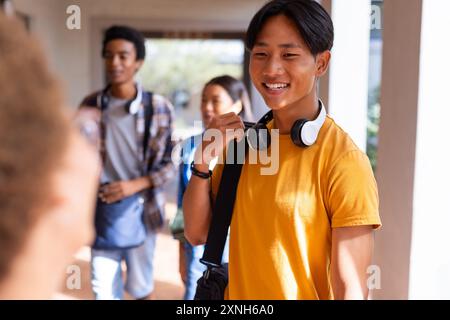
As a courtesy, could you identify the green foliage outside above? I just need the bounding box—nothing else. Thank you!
[137,39,243,129]
[367,86,380,172]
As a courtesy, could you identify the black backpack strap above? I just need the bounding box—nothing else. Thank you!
[143,91,153,169]
[80,90,102,109]
[200,138,247,267]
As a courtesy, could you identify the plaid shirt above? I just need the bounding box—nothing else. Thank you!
[78,89,176,228]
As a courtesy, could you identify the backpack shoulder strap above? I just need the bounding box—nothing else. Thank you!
[80,90,102,109]
[200,139,247,267]
[143,91,153,167]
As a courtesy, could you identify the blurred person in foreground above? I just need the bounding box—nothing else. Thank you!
[0,13,100,299]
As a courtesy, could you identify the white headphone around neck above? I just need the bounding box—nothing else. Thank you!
[100,83,143,115]
[246,100,327,150]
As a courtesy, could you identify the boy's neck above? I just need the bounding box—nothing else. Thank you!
[110,81,136,100]
[272,93,320,135]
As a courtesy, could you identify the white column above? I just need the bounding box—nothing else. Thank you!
[317,0,331,109]
[409,0,450,299]
[373,0,422,300]
[375,0,450,300]
[327,0,372,150]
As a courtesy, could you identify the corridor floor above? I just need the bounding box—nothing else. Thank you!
[53,203,184,300]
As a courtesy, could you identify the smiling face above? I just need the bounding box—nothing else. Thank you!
[103,39,143,85]
[249,14,327,113]
[201,84,242,127]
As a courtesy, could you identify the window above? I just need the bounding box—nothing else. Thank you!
[367,0,383,171]
[137,34,245,139]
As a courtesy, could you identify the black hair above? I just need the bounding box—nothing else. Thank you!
[204,75,254,121]
[245,0,334,55]
[102,25,146,60]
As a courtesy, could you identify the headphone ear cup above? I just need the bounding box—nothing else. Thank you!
[291,119,308,147]
[127,95,141,115]
[246,123,271,151]
[126,100,139,114]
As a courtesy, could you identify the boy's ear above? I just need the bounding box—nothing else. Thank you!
[135,59,144,72]
[315,50,331,77]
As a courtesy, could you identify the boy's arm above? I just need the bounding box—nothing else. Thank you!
[98,96,175,203]
[331,225,374,300]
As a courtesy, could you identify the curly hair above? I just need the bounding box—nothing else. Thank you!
[102,25,146,60]
[0,14,70,281]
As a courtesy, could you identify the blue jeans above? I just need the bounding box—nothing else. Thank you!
[183,234,230,300]
[91,231,156,300]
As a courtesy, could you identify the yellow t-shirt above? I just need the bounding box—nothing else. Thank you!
[211,116,381,300]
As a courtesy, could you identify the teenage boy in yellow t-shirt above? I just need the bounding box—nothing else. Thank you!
[183,0,381,300]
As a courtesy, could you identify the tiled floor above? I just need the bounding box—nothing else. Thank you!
[54,203,185,300]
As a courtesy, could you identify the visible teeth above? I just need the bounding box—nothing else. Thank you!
[265,83,288,89]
